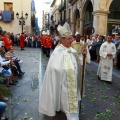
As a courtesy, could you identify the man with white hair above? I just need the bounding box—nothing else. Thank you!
[39,23,87,120]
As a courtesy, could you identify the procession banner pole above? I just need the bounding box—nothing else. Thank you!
[80,26,95,110]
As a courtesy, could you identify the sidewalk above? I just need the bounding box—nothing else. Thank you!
[10,47,40,120]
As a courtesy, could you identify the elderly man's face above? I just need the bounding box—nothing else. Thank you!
[61,35,73,48]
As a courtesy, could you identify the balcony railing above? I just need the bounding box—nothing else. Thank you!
[68,0,77,5]
[59,2,66,12]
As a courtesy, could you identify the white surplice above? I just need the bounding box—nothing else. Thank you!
[97,42,116,81]
[39,44,83,118]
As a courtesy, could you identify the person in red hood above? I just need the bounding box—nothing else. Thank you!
[20,33,25,50]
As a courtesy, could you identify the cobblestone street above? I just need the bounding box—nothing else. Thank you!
[5,47,120,120]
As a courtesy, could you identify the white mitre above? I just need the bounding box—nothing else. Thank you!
[42,31,45,35]
[57,22,72,37]
[44,31,47,35]
[47,30,50,35]
[75,31,79,36]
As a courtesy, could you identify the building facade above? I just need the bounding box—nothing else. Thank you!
[66,0,120,36]
[0,0,35,34]
[50,0,67,34]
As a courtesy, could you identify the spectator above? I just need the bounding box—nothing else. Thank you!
[0,102,9,120]
[19,33,25,50]
[1,31,12,52]
[95,36,104,62]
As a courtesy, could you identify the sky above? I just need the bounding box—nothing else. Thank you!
[34,0,52,27]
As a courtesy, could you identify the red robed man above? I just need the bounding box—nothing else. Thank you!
[45,35,52,57]
[20,33,25,50]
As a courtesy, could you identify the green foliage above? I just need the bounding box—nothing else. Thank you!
[0,76,12,97]
[93,109,115,120]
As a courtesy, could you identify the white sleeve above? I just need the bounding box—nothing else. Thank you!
[1,60,10,66]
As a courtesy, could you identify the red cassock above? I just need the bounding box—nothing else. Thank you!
[40,36,44,46]
[45,37,52,48]
[42,37,46,47]
[20,35,25,48]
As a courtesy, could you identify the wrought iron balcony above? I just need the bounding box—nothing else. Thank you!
[59,2,66,12]
[68,0,77,5]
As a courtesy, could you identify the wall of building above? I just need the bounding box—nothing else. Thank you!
[66,0,120,36]
[0,0,32,34]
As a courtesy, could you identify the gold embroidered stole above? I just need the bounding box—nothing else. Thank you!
[64,53,78,113]
[72,42,84,53]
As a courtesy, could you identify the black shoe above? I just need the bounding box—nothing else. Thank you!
[21,48,24,50]
[9,83,16,85]
[107,81,112,84]
[1,116,9,120]
[17,74,23,77]
[98,76,101,80]
[20,72,25,75]
[14,80,18,82]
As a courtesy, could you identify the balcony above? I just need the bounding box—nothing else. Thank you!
[68,0,77,5]
[59,2,66,12]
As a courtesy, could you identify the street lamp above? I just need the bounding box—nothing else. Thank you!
[16,11,28,33]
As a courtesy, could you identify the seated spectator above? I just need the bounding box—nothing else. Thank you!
[0,102,9,120]
[0,42,16,85]
[6,47,24,75]
[1,31,12,52]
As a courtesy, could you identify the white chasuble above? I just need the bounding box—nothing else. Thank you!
[97,42,116,81]
[39,44,82,116]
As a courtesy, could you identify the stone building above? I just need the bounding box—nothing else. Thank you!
[66,0,120,36]
[50,0,67,34]
[0,0,36,34]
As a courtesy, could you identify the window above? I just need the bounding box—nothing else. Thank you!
[4,2,14,19]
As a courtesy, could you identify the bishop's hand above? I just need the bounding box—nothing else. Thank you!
[82,48,87,57]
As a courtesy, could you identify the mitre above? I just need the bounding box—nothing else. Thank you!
[47,30,50,35]
[42,31,45,35]
[75,31,79,36]
[57,22,72,37]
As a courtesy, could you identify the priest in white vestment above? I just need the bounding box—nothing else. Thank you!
[39,23,87,120]
[97,35,116,82]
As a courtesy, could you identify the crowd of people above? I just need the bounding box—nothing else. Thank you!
[40,30,120,71]
[0,28,25,120]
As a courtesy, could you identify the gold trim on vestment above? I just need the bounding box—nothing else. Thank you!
[64,54,78,113]
[72,42,84,53]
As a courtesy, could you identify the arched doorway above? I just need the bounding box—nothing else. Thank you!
[108,0,120,34]
[83,0,93,33]
[74,9,80,34]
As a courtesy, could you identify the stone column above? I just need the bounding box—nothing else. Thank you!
[93,10,109,35]
[70,22,75,35]
[79,18,84,35]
